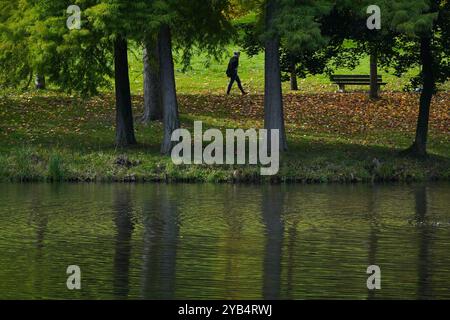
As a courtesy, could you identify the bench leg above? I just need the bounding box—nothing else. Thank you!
[338,84,345,93]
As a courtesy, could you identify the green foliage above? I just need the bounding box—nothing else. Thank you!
[384,0,449,89]
[48,153,64,181]
[0,0,114,95]
[317,0,448,91]
[387,0,436,36]
[0,0,34,89]
[13,147,40,182]
[1,0,447,95]
[0,0,235,95]
[237,0,333,54]
[235,0,336,83]
[276,0,333,53]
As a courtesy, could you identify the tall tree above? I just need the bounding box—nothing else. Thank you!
[264,0,287,151]
[114,36,137,146]
[238,0,332,151]
[1,0,234,152]
[87,0,159,147]
[331,0,447,156]
[1,0,155,145]
[273,0,332,150]
[289,57,299,91]
[386,0,448,156]
[142,35,163,123]
[149,0,234,154]
[158,25,180,155]
[320,1,389,99]
[369,47,379,99]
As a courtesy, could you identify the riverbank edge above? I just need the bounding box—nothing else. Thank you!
[1,152,449,184]
[2,175,449,184]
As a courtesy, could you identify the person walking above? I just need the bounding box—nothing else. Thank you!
[226,52,247,95]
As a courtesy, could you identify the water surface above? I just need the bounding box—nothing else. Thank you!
[0,183,449,299]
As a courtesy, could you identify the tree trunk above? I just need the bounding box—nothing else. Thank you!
[369,50,379,99]
[142,36,163,123]
[35,75,46,90]
[289,60,298,91]
[159,25,180,155]
[114,37,137,147]
[264,0,288,151]
[23,72,33,91]
[404,37,434,157]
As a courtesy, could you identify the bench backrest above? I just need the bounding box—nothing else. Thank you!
[331,74,383,82]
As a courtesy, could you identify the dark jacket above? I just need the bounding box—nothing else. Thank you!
[226,56,239,77]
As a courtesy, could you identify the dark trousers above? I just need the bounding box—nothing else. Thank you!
[227,73,245,94]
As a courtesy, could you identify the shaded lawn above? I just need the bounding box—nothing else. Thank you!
[0,91,448,182]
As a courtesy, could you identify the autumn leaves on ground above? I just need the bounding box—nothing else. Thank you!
[0,90,448,183]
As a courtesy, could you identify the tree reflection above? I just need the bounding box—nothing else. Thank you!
[113,186,135,299]
[367,185,380,300]
[28,186,48,252]
[141,185,179,299]
[261,186,285,300]
[285,218,299,300]
[27,185,49,294]
[222,185,246,298]
[415,185,433,299]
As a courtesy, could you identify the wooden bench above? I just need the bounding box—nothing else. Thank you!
[330,75,387,92]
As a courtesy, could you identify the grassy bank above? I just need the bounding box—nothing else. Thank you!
[0,91,449,183]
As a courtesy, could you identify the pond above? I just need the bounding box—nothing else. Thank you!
[0,183,449,300]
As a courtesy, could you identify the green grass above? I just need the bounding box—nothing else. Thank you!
[0,89,448,183]
[0,125,448,184]
[0,44,448,184]
[126,45,449,95]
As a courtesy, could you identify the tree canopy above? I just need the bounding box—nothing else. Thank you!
[0,0,447,156]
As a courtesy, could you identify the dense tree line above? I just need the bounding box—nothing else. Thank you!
[0,0,448,157]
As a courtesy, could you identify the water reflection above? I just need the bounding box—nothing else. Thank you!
[0,183,449,299]
[415,185,433,300]
[113,186,135,299]
[262,186,285,300]
[28,189,48,251]
[367,186,380,300]
[285,213,300,300]
[222,186,245,299]
[27,187,49,295]
[141,185,179,300]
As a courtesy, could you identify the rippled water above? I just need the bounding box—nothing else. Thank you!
[0,183,449,300]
